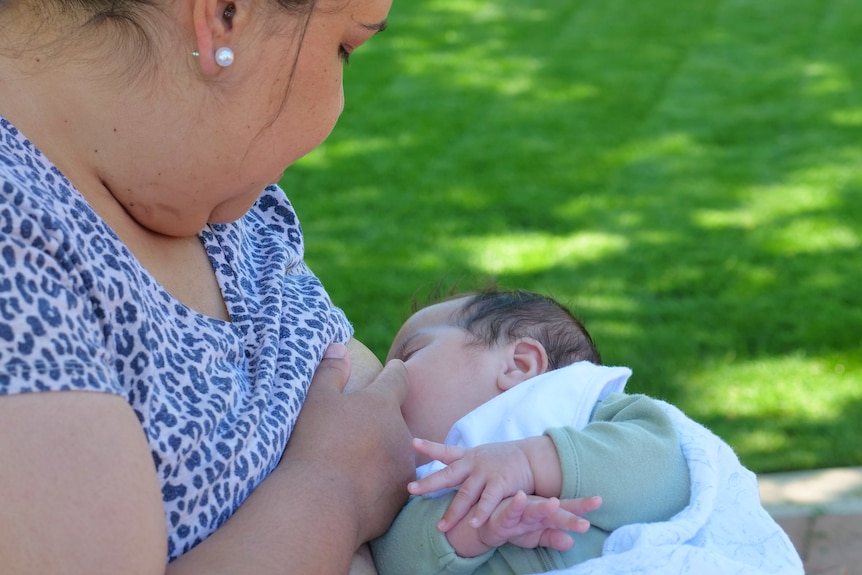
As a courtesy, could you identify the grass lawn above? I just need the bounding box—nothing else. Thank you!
[282,0,862,474]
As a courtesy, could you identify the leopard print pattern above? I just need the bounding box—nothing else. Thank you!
[0,117,352,559]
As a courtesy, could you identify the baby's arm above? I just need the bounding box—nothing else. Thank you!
[548,393,691,531]
[409,436,569,532]
[370,492,493,575]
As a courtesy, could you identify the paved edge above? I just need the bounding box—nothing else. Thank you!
[757,466,862,519]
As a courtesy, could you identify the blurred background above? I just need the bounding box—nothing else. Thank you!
[281,0,862,474]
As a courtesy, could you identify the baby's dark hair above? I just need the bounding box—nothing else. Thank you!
[449,288,602,369]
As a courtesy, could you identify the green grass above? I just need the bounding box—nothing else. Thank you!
[281,0,862,474]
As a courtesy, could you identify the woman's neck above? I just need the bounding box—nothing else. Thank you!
[0,54,230,321]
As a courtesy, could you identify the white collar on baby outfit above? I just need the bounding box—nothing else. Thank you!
[416,361,632,481]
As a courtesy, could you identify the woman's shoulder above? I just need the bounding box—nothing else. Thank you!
[0,117,103,248]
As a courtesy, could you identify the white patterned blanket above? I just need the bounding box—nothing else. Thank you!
[543,400,803,575]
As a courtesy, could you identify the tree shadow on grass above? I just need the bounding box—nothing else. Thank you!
[694,393,862,474]
[284,0,862,471]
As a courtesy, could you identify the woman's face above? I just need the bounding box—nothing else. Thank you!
[206,0,393,224]
[122,0,392,237]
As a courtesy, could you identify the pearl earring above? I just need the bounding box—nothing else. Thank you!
[215,47,235,67]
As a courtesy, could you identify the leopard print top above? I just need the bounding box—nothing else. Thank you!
[0,116,352,560]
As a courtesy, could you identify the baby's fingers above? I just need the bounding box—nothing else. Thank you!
[407,461,470,498]
[407,440,471,498]
[464,475,514,529]
[559,495,603,519]
[412,438,467,465]
[492,490,529,530]
[537,529,576,552]
[484,495,569,550]
[518,496,562,525]
[436,474,490,532]
[524,499,590,534]
[478,491,531,548]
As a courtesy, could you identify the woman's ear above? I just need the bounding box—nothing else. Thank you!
[191,0,247,76]
[497,338,549,391]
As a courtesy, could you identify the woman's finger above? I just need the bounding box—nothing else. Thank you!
[308,343,352,395]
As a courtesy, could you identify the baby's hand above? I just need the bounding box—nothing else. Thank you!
[449,492,602,558]
[408,437,559,532]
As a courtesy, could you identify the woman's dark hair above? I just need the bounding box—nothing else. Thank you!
[450,288,602,369]
[69,0,316,26]
[18,0,319,87]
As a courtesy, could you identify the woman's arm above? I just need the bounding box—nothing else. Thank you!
[0,391,169,575]
[0,339,414,575]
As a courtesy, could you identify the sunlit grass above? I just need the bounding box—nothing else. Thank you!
[454,232,628,274]
[686,354,862,470]
[690,354,856,419]
[830,107,862,126]
[284,0,862,473]
[695,184,860,255]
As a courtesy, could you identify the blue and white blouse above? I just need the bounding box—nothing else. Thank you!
[0,116,352,560]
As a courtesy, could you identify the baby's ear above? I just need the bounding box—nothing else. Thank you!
[497,338,549,391]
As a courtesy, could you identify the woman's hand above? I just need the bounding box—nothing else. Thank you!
[282,341,415,545]
[171,339,413,574]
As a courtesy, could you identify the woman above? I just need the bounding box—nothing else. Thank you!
[0,0,414,572]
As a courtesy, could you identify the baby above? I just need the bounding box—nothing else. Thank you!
[371,288,803,575]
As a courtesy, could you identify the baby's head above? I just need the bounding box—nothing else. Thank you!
[387,289,600,456]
